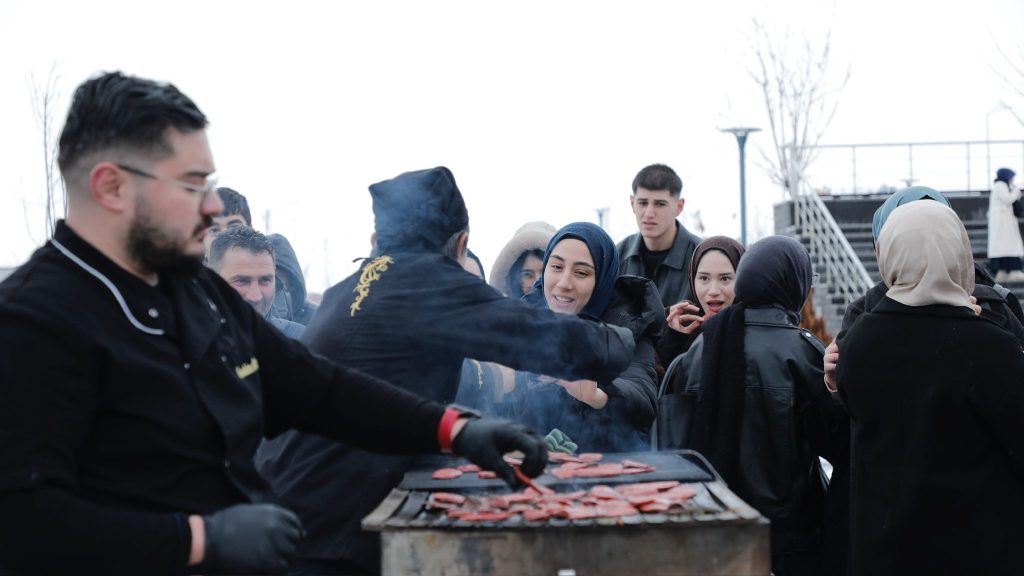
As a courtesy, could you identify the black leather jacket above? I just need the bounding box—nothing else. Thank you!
[663,307,846,551]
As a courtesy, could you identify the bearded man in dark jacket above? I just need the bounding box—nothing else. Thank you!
[258,167,636,575]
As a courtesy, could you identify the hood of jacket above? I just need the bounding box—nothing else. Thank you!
[268,233,307,320]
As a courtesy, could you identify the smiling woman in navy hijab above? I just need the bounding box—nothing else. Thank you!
[503,222,664,452]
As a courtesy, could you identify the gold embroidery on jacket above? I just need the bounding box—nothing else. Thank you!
[235,357,260,379]
[469,359,484,388]
[350,256,394,317]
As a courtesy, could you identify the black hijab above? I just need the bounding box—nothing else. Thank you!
[691,236,812,483]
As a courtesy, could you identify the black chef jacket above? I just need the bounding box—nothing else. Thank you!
[259,252,635,571]
[0,222,446,575]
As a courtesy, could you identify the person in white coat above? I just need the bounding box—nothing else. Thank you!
[987,167,1024,282]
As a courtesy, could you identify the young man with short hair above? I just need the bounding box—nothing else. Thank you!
[617,163,703,308]
[202,186,251,255]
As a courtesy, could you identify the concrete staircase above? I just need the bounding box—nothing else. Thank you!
[776,190,1024,336]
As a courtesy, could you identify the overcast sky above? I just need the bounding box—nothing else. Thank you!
[2,0,1023,290]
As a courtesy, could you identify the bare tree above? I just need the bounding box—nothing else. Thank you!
[30,64,65,238]
[991,41,1024,127]
[749,17,849,196]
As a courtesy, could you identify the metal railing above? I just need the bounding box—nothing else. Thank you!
[793,181,875,310]
[810,139,1024,194]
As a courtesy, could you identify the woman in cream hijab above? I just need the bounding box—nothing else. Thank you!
[837,200,1024,576]
[876,199,974,308]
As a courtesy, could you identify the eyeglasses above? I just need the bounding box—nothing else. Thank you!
[116,163,218,196]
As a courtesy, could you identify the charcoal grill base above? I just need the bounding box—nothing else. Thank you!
[380,521,770,576]
[366,452,771,575]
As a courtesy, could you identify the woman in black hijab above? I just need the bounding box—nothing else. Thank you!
[664,235,847,576]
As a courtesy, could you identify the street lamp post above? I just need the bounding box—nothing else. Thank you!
[721,127,761,246]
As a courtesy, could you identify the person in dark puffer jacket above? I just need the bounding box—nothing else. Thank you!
[503,222,665,453]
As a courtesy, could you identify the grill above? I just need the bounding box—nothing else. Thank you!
[363,450,769,575]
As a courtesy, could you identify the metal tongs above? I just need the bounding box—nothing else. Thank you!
[514,466,553,494]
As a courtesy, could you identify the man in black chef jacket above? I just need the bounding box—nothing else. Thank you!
[0,71,547,576]
[258,166,639,575]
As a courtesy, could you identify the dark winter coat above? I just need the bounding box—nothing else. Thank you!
[661,307,847,562]
[258,252,635,571]
[836,264,1024,346]
[503,275,664,452]
[838,297,1024,576]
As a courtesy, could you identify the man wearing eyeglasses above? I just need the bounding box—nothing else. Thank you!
[0,71,549,575]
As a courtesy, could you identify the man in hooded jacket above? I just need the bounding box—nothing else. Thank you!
[258,167,639,575]
[268,232,319,326]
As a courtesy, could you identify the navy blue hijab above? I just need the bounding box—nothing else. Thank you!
[525,222,619,319]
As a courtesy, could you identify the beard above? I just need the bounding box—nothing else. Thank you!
[127,202,210,277]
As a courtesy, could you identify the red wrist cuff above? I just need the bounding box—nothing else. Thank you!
[437,407,461,453]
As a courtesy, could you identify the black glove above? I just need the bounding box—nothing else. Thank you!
[200,504,303,575]
[452,418,548,488]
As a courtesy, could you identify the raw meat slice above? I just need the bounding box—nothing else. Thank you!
[626,495,663,507]
[457,464,481,472]
[460,511,515,522]
[548,452,584,463]
[619,467,655,475]
[638,501,671,513]
[431,492,467,505]
[432,468,463,480]
[522,509,553,522]
[558,461,591,470]
[617,480,680,494]
[621,459,653,469]
[589,485,624,500]
[595,502,640,517]
[540,490,585,502]
[573,464,624,478]
[477,470,497,479]
[578,453,604,463]
[661,485,698,500]
[551,467,577,480]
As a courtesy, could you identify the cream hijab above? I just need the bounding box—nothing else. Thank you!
[876,200,974,308]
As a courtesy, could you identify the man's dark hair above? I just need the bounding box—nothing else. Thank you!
[632,164,683,197]
[208,226,275,269]
[58,71,208,174]
[217,187,252,226]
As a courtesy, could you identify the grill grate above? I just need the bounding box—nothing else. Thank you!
[366,451,762,532]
